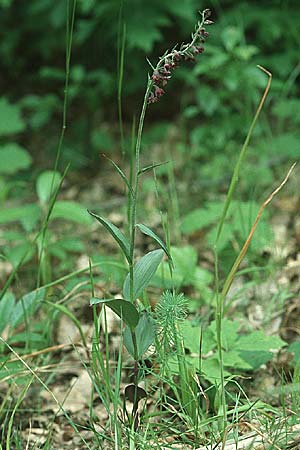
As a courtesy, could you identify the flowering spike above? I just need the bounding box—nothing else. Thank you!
[147,8,213,105]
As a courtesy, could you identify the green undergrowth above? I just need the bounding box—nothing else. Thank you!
[0,2,299,450]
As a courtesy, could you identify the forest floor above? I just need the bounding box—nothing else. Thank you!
[1,163,300,450]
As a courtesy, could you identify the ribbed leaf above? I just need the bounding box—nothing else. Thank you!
[36,170,62,204]
[90,297,139,329]
[52,201,92,225]
[136,223,172,263]
[123,249,164,301]
[88,211,131,263]
[12,288,45,327]
[138,161,168,175]
[124,311,156,358]
[102,154,133,196]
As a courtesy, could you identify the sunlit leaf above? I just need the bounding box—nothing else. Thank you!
[88,211,131,262]
[90,297,139,329]
[124,311,156,358]
[36,170,62,204]
[52,201,92,225]
[136,223,172,263]
[12,288,45,328]
[0,97,25,136]
[0,144,32,175]
[123,249,164,301]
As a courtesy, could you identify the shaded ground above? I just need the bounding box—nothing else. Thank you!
[1,162,300,449]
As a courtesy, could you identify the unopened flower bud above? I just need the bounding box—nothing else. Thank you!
[154,85,164,97]
[196,46,204,53]
[173,51,182,62]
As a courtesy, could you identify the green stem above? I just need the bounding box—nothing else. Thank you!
[128,79,153,304]
[126,80,153,401]
[213,66,272,433]
[215,66,272,245]
[37,0,76,288]
[117,19,126,156]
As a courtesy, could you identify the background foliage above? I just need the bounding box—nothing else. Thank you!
[0,1,299,447]
[1,0,298,279]
[1,0,299,175]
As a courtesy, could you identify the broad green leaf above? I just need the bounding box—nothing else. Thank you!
[166,354,231,385]
[52,238,85,253]
[181,201,225,235]
[0,360,28,385]
[124,311,156,358]
[229,200,273,251]
[0,144,32,175]
[12,288,45,328]
[153,246,197,289]
[236,331,286,352]
[221,26,241,51]
[180,320,213,355]
[123,249,164,301]
[0,204,41,226]
[272,99,300,122]
[238,350,274,370]
[208,319,239,351]
[91,129,114,151]
[8,332,45,346]
[0,292,15,334]
[0,97,25,136]
[200,357,231,384]
[0,176,9,201]
[126,14,167,52]
[222,350,253,370]
[36,170,62,204]
[191,267,213,300]
[234,45,258,61]
[288,342,300,366]
[136,223,172,262]
[207,223,233,251]
[90,297,139,329]
[258,133,300,159]
[4,241,34,268]
[52,201,92,225]
[180,320,202,354]
[88,211,131,262]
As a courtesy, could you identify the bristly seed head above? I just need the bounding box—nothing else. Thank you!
[147,8,213,104]
[156,291,188,344]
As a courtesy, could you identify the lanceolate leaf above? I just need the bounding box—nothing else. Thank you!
[102,154,134,196]
[136,223,172,263]
[12,288,45,327]
[53,201,92,225]
[123,249,164,301]
[124,311,156,358]
[36,170,62,205]
[138,161,168,175]
[90,297,139,329]
[88,211,131,263]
